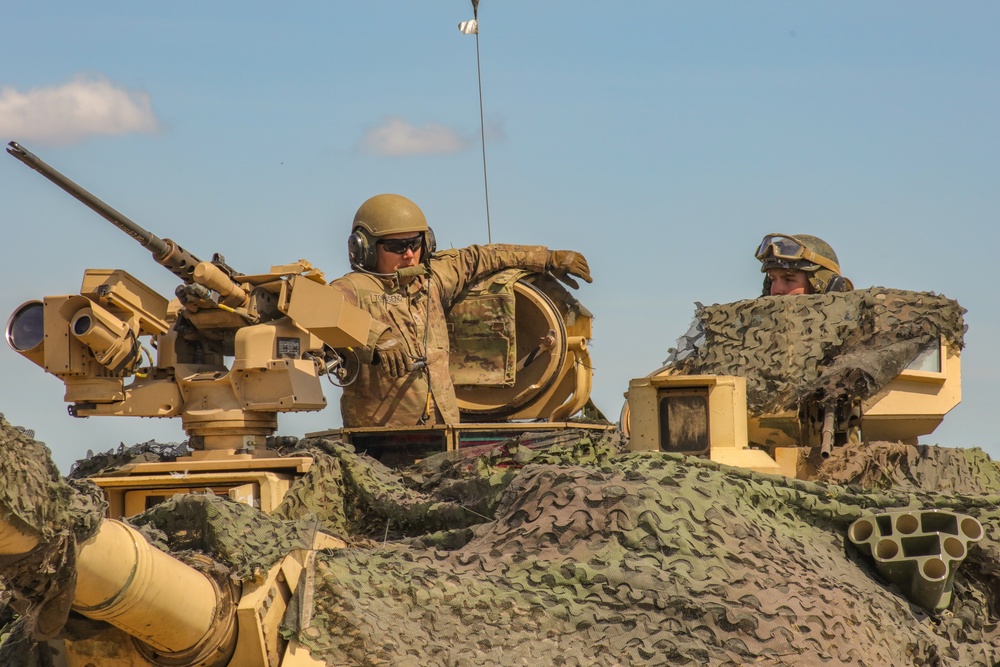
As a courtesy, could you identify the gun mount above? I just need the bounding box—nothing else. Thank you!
[5,142,373,458]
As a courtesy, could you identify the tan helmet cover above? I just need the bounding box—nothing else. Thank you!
[790,234,841,274]
[352,194,429,238]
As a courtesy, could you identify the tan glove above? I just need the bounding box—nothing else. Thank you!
[374,331,412,378]
[546,250,593,290]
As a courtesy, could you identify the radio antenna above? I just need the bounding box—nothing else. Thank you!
[459,0,492,243]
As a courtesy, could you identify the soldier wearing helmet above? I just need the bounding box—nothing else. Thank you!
[755,233,854,296]
[330,193,592,428]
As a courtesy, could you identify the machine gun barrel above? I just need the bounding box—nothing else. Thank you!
[6,141,201,283]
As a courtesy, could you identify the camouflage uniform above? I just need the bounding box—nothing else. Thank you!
[330,243,549,427]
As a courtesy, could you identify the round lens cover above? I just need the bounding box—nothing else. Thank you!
[6,301,45,352]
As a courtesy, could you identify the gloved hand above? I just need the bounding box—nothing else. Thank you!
[374,331,413,378]
[546,250,593,290]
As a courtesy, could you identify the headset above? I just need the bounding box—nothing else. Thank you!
[824,275,849,293]
[348,227,437,273]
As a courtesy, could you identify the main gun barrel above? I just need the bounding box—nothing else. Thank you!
[7,141,201,283]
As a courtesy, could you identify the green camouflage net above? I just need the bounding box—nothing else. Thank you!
[130,493,323,581]
[817,442,1000,494]
[667,288,966,415]
[272,439,496,541]
[283,442,1000,666]
[67,439,191,480]
[0,414,105,645]
[2,418,1000,665]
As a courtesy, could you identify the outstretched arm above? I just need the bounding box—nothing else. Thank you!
[434,244,592,302]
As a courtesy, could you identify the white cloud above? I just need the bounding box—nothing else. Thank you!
[360,117,472,156]
[0,76,162,146]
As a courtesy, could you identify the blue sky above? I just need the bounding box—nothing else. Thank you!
[1,2,997,473]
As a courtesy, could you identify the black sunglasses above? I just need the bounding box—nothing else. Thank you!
[378,236,423,254]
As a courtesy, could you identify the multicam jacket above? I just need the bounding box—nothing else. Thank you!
[329,244,549,427]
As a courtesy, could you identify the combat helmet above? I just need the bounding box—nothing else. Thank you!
[756,233,853,295]
[347,194,436,271]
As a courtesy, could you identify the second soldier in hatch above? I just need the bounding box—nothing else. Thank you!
[329,193,592,428]
[755,233,854,296]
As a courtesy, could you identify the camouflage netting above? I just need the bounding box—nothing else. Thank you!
[817,442,1000,495]
[67,439,191,480]
[0,413,105,665]
[4,416,1000,665]
[667,288,966,415]
[285,442,1000,667]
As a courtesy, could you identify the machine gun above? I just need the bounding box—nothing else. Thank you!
[5,142,373,457]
